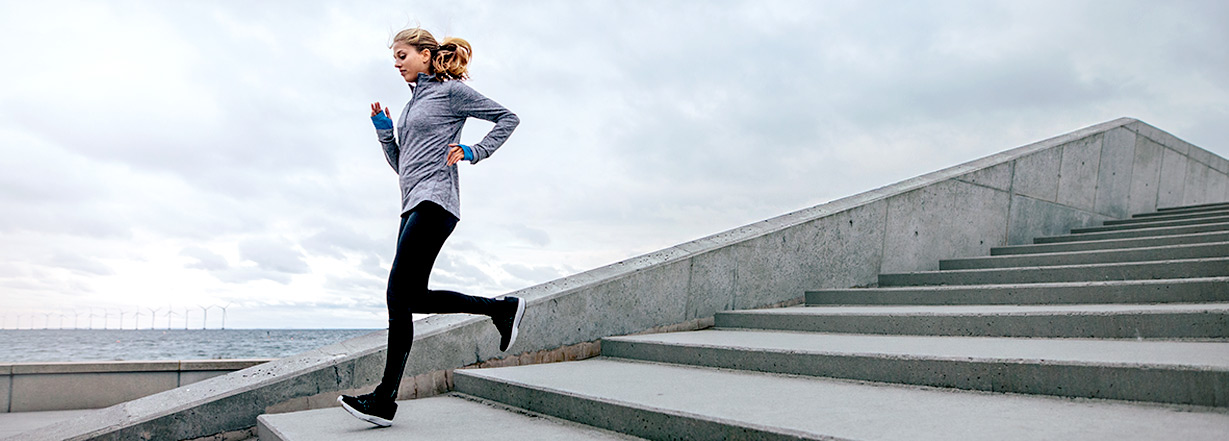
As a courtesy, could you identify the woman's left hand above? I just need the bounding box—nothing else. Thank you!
[446,144,466,167]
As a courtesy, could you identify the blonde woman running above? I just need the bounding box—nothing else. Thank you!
[339,27,524,427]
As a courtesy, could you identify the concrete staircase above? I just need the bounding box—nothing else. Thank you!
[257,202,1229,440]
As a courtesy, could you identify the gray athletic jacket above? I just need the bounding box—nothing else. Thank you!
[376,71,520,220]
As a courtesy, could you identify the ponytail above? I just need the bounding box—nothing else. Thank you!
[432,37,471,81]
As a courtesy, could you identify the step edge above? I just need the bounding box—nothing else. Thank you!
[1039,221,1229,241]
[715,304,1229,316]
[1075,217,1229,232]
[806,276,1229,293]
[994,231,1229,252]
[944,241,1229,263]
[454,364,838,441]
[880,256,1229,277]
[1111,210,1229,224]
[600,336,1229,372]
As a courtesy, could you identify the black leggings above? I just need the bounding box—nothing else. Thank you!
[373,200,503,400]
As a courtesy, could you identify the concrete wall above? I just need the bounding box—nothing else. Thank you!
[0,359,271,413]
[16,118,1228,441]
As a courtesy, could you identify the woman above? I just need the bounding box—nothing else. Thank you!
[338,27,525,427]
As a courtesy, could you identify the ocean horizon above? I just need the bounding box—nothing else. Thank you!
[0,328,380,363]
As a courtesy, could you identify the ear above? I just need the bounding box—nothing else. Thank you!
[420,48,432,63]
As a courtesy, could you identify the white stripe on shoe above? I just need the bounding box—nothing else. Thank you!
[337,395,392,427]
[508,296,525,349]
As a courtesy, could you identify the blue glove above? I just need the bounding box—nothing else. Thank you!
[458,144,474,161]
[371,112,394,130]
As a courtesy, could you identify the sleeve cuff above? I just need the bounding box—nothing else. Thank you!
[371,114,394,130]
[459,144,474,161]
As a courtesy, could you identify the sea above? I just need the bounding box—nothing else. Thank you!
[0,329,380,363]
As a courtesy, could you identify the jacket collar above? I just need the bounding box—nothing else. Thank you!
[408,71,437,90]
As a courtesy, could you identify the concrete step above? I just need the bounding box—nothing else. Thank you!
[806,277,1229,305]
[1157,201,1229,212]
[712,303,1229,338]
[255,392,646,441]
[600,329,1229,406]
[1135,202,1229,217]
[879,257,1229,286]
[453,357,1229,441]
[939,242,1229,270]
[1072,215,1229,234]
[0,409,103,439]
[1034,221,1229,244]
[992,231,1229,255]
[1107,208,1229,226]
[1134,207,1229,219]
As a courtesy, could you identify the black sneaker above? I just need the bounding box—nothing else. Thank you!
[493,295,525,352]
[338,392,397,427]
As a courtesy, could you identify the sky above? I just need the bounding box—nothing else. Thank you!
[1,0,1226,330]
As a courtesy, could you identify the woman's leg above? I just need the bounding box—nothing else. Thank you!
[372,200,505,400]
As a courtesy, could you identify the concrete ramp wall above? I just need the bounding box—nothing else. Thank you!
[21,117,1229,441]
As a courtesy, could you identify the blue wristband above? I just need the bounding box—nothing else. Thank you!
[459,144,474,161]
[371,113,394,130]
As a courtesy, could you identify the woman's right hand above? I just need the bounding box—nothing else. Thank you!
[370,101,394,130]
[370,101,390,117]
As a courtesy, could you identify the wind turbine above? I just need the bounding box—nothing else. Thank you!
[148,307,162,329]
[166,307,177,329]
[72,310,82,329]
[58,313,66,329]
[198,305,212,330]
[133,308,142,330]
[119,308,128,330]
[183,307,191,330]
[219,303,233,330]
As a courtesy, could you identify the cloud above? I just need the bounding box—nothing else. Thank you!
[300,217,389,260]
[181,246,230,271]
[500,263,568,285]
[504,223,551,247]
[2,0,1227,329]
[238,237,310,275]
[212,266,294,285]
[48,253,113,277]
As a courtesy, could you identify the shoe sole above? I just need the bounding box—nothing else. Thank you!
[505,297,526,351]
[337,395,393,427]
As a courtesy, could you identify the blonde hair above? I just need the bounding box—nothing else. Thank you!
[390,27,471,81]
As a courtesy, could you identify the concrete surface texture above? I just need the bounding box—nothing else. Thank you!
[8,118,1228,440]
[257,394,645,441]
[257,200,1229,440]
[0,410,99,440]
[0,359,272,413]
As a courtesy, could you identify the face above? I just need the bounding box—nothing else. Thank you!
[392,41,431,82]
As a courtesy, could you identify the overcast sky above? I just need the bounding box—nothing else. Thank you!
[1,0,1226,330]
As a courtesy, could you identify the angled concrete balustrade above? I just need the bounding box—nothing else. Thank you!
[357,200,1226,441]
[10,117,1228,441]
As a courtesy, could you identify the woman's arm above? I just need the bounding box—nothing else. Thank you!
[370,101,399,173]
[448,81,520,164]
